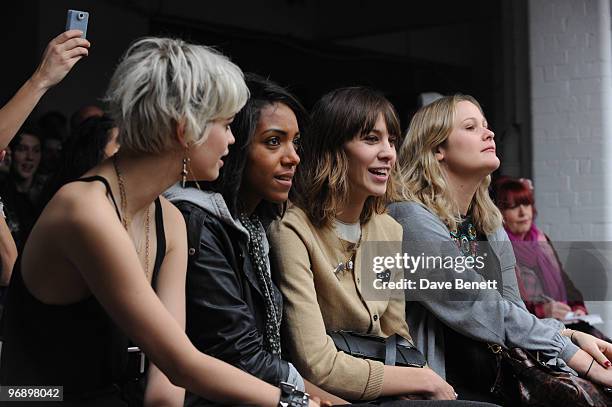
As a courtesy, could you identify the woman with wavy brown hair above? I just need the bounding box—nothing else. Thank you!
[389,94,612,403]
[269,87,500,406]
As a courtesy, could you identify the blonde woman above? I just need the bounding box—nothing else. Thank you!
[389,94,612,403]
[0,37,317,407]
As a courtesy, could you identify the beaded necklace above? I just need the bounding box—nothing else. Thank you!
[450,215,478,260]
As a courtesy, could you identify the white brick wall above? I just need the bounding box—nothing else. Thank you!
[529,0,612,240]
[529,0,612,331]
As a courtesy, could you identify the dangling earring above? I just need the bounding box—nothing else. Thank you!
[181,145,203,190]
[181,155,190,188]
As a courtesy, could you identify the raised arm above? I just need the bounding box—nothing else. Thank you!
[58,192,296,407]
[0,30,89,149]
[0,214,17,286]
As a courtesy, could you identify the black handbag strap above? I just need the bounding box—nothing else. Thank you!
[385,334,397,366]
[336,331,353,354]
[328,330,425,368]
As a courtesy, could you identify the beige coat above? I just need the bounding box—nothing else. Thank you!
[268,206,410,401]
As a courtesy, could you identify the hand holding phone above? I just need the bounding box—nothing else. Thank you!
[65,10,89,39]
[31,31,90,90]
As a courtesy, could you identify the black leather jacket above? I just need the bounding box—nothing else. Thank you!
[175,200,289,406]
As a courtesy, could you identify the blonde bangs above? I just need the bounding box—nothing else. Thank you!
[105,37,248,154]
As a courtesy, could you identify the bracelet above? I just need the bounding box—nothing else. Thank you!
[585,357,596,379]
[570,330,577,345]
[562,329,579,346]
[278,382,309,407]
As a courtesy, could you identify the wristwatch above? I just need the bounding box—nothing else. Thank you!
[278,381,309,407]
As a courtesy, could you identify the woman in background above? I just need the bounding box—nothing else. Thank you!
[494,176,610,341]
[2,128,44,250]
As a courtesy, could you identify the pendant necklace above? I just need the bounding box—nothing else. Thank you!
[333,222,363,275]
[113,155,151,278]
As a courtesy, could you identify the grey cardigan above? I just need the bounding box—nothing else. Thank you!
[387,201,579,378]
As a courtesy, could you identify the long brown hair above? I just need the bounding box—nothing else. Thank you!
[294,87,401,227]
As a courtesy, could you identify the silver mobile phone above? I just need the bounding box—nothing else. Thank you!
[65,9,89,38]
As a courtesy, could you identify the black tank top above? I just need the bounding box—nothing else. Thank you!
[0,176,166,403]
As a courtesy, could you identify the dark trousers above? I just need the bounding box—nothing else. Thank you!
[347,401,500,406]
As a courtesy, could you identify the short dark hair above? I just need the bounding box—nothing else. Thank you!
[38,110,68,141]
[10,125,42,149]
[294,86,401,227]
[40,115,116,207]
[64,115,116,178]
[202,73,307,219]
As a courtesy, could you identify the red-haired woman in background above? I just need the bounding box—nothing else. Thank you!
[494,177,610,341]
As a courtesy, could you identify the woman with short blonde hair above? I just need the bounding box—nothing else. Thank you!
[106,37,248,155]
[0,37,317,407]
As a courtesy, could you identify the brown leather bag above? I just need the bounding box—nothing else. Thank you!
[489,344,612,406]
